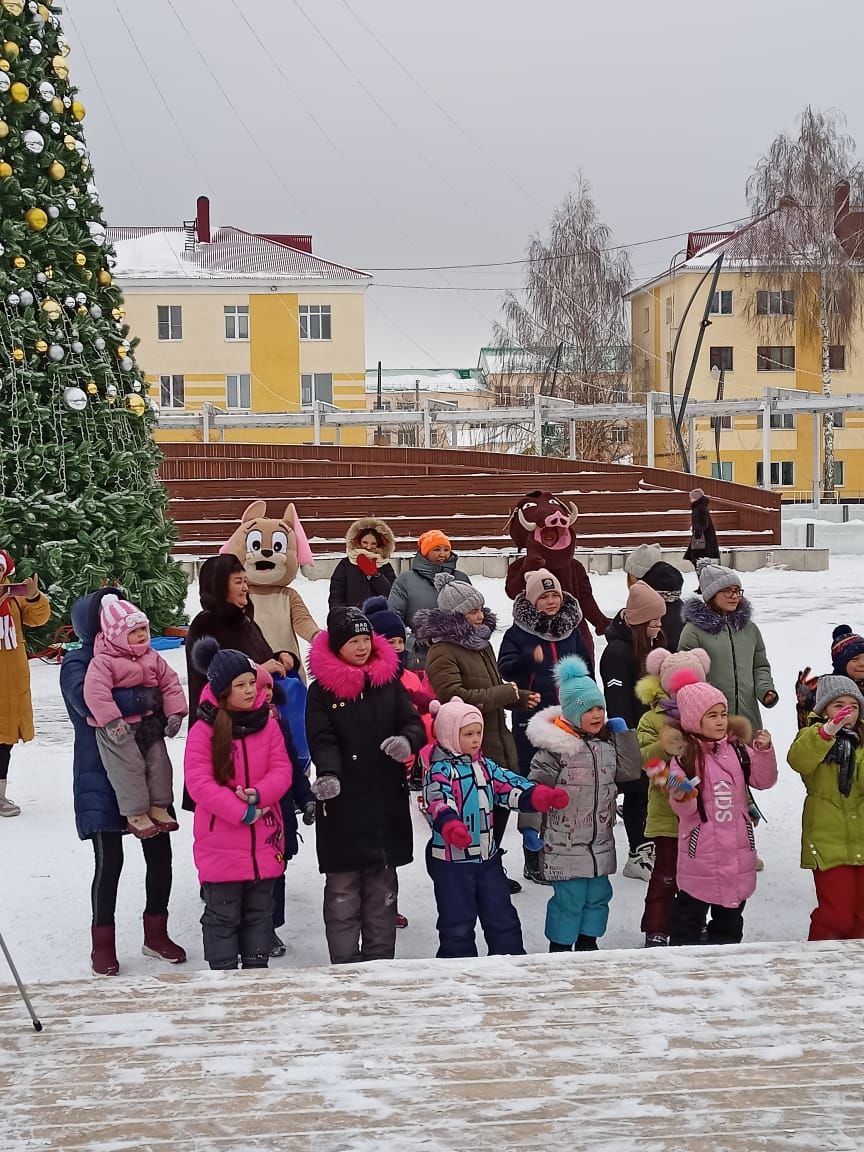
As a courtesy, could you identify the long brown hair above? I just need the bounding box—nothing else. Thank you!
[631,623,666,675]
[210,689,236,785]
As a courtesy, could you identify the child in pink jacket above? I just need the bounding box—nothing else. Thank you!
[659,671,777,946]
[185,639,293,970]
[83,595,187,839]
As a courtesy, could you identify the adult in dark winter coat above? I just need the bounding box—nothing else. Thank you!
[796,625,864,730]
[328,516,397,610]
[414,573,539,892]
[642,561,685,651]
[683,488,720,567]
[306,607,425,964]
[60,587,186,976]
[388,530,472,668]
[599,580,667,883]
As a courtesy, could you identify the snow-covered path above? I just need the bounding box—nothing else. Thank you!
[1,558,861,983]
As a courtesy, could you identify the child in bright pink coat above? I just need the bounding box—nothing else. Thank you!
[185,639,293,970]
[83,594,187,839]
[660,671,777,946]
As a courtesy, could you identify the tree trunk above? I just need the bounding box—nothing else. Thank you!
[820,299,834,494]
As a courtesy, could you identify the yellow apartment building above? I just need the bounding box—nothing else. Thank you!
[628,213,864,498]
[108,199,371,445]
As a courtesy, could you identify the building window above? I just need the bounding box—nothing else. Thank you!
[833,410,845,429]
[756,289,795,316]
[829,345,846,371]
[611,426,628,444]
[710,415,733,430]
[643,306,650,333]
[711,462,733,480]
[709,346,734,372]
[756,411,796,430]
[710,290,733,315]
[757,346,795,371]
[397,427,417,447]
[756,460,795,486]
[835,460,845,486]
[665,296,673,325]
[610,388,629,404]
[301,372,333,407]
[157,305,182,341]
[226,373,251,409]
[224,305,249,341]
[159,374,184,409]
[299,304,332,341]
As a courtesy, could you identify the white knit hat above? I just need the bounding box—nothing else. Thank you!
[99,594,148,644]
[625,543,663,580]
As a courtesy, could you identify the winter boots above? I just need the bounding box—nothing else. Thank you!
[0,780,20,817]
[523,849,552,886]
[91,925,120,977]
[126,813,160,839]
[147,807,179,833]
[549,936,598,953]
[623,841,655,882]
[142,913,187,963]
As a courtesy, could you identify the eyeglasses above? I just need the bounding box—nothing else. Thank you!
[720,587,744,598]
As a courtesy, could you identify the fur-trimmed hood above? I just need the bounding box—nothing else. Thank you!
[308,629,400,699]
[512,592,582,639]
[412,606,497,651]
[525,704,586,757]
[682,596,753,635]
[345,516,395,565]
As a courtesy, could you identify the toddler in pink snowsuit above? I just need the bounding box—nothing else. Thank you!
[83,595,187,839]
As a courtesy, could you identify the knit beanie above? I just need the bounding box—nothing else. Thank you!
[644,646,710,694]
[814,674,864,717]
[99,593,148,644]
[418,530,451,557]
[429,696,484,756]
[625,543,663,580]
[556,656,605,725]
[256,664,273,691]
[434,571,484,614]
[642,561,684,600]
[831,626,864,676]
[192,637,257,699]
[696,559,740,601]
[623,581,666,627]
[667,669,727,735]
[524,568,562,606]
[362,595,406,641]
[689,488,706,503]
[326,606,373,653]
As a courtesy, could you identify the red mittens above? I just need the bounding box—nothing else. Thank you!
[531,784,569,812]
[357,553,378,577]
[441,820,473,849]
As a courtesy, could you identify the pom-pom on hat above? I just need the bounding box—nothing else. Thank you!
[524,568,562,606]
[814,674,864,717]
[429,696,484,756]
[695,558,740,602]
[99,593,148,644]
[689,488,707,503]
[192,637,257,698]
[831,625,864,676]
[255,664,274,692]
[623,581,666,627]
[418,530,451,557]
[362,595,406,641]
[667,669,727,735]
[556,656,605,725]
[434,571,484,615]
[644,647,710,694]
[326,606,373,653]
[624,543,663,580]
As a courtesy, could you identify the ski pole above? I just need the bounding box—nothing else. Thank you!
[0,931,42,1032]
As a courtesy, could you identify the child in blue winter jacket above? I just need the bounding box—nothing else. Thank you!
[423,696,568,957]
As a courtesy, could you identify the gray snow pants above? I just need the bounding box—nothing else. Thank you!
[323,867,398,965]
[94,725,173,817]
[201,879,275,970]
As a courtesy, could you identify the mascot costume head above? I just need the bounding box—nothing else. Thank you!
[504,490,609,661]
[221,500,320,678]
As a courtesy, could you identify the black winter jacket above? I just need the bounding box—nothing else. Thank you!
[328,557,397,610]
[599,615,648,731]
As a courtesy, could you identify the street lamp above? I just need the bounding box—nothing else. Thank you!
[710,362,725,478]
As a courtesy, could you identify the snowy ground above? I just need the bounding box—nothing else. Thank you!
[2,558,861,984]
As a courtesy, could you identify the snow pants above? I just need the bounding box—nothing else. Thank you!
[90,830,173,926]
[545,875,613,947]
[201,879,275,970]
[323,866,398,964]
[810,865,864,940]
[670,889,746,946]
[94,726,173,817]
[641,835,678,937]
[426,845,525,959]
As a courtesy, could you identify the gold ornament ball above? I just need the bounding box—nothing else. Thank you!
[86,381,98,395]
[112,307,125,320]
[71,100,86,121]
[1,0,24,16]
[48,161,66,181]
[63,133,76,152]
[82,270,92,281]
[41,298,61,320]
[81,159,90,173]
[12,347,24,363]
[2,41,19,59]
[38,4,50,21]
[12,256,25,269]
[52,55,68,80]
[98,269,112,287]
[10,82,29,104]
[25,207,48,231]
[0,60,9,73]
[74,252,87,267]
[0,121,8,139]
[127,394,146,417]
[44,265,53,279]
[34,339,48,353]
[50,96,63,115]
[76,304,88,315]
[116,345,126,357]
[0,161,12,179]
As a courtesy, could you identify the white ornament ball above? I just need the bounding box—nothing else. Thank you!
[35,272,47,284]
[71,341,83,354]
[29,38,42,55]
[63,95,71,108]
[148,398,159,413]
[0,73,9,95]
[7,293,20,307]
[94,336,106,351]
[87,221,106,245]
[132,379,142,391]
[23,130,45,155]
[90,304,102,319]
[49,121,61,135]
[121,357,134,372]
[106,383,118,398]
[121,339,131,350]
[18,290,33,307]
[0,243,4,256]
[75,292,87,304]
[37,111,50,125]
[66,198,77,210]
[38,81,54,102]
[48,344,65,362]
[64,295,76,308]
[47,205,60,219]
[63,386,87,411]
[86,181,99,198]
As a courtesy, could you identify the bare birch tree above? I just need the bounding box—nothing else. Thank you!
[492,176,632,461]
[744,107,864,492]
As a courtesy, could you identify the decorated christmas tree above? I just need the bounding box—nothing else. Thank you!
[0,0,186,635]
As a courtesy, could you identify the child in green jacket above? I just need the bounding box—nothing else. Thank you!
[788,675,864,940]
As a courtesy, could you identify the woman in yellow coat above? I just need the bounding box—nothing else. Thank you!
[0,551,51,816]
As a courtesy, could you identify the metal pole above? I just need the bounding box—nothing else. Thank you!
[312,400,321,446]
[688,415,697,473]
[422,399,431,449]
[376,360,383,443]
[761,397,771,489]
[534,392,542,455]
[202,401,210,444]
[569,418,576,460]
[0,931,42,1031]
[713,366,725,476]
[646,391,655,466]
[812,412,821,507]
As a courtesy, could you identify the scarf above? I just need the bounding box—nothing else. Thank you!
[0,593,18,651]
[826,727,860,798]
[196,700,271,739]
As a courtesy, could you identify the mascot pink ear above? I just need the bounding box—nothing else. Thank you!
[285,503,314,566]
[218,542,232,555]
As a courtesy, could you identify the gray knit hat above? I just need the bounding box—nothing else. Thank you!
[814,675,864,717]
[696,559,740,601]
[625,543,663,580]
[434,571,484,614]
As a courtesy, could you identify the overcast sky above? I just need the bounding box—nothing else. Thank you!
[64,0,864,370]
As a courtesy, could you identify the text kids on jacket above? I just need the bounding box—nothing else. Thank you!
[660,672,777,947]
[82,595,188,839]
[423,696,568,958]
[788,675,864,940]
[521,657,642,951]
[184,640,293,970]
[305,606,426,965]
